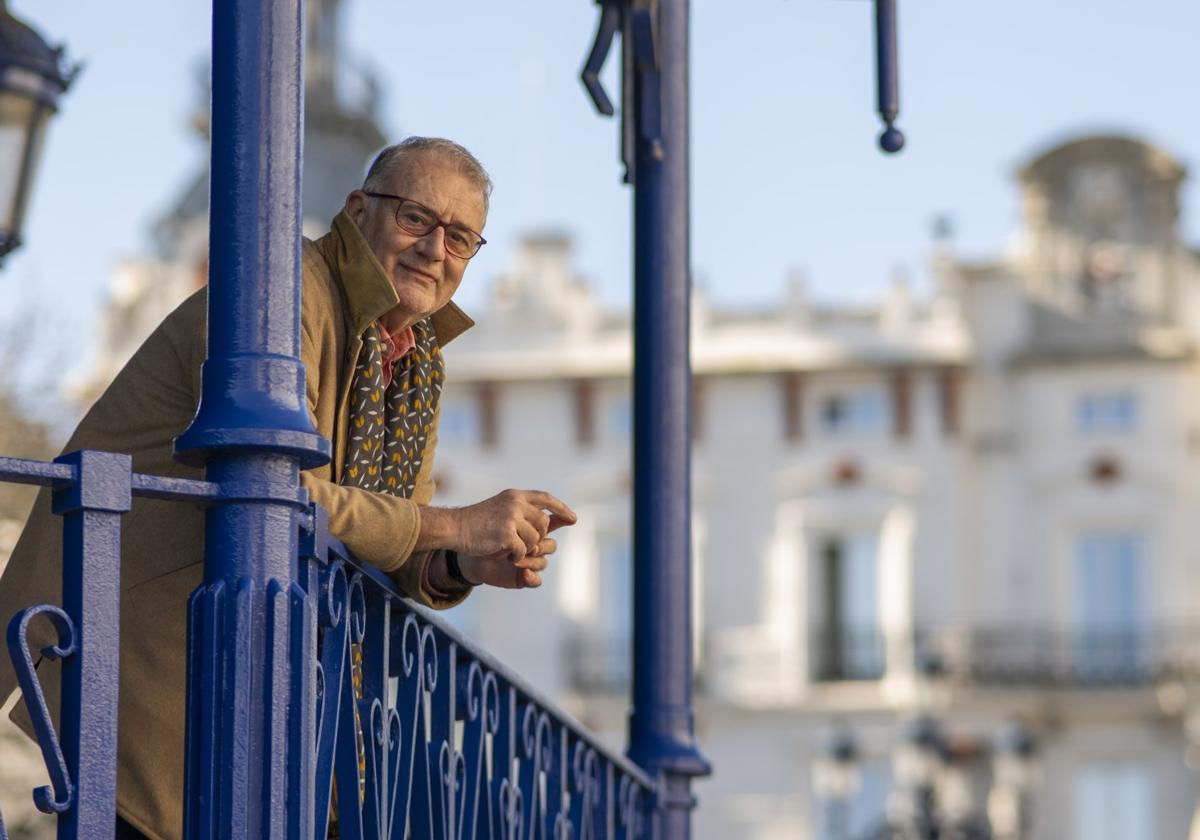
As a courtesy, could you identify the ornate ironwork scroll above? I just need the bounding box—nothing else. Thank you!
[302,507,659,839]
[6,605,77,815]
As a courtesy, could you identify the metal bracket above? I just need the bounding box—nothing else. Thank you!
[581,0,621,116]
[580,0,662,183]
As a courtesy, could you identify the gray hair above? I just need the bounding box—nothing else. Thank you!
[362,137,493,213]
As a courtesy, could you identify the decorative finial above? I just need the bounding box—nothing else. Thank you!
[879,125,905,154]
[874,0,904,154]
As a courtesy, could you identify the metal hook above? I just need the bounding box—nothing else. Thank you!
[581,0,622,116]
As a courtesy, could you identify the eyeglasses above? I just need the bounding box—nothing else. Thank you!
[364,192,487,260]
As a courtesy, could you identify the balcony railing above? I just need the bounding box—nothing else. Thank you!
[916,624,1200,688]
[563,631,632,695]
[0,455,657,838]
[810,627,887,682]
[300,509,655,838]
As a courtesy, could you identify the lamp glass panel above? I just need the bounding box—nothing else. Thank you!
[0,90,39,232]
[12,105,50,235]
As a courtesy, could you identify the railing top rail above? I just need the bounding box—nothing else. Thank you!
[0,454,232,504]
[323,532,658,793]
[129,473,220,503]
[0,456,74,488]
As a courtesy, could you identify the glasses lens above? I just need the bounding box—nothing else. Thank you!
[444,226,483,259]
[395,201,437,235]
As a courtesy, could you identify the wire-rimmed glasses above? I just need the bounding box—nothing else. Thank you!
[364,192,487,259]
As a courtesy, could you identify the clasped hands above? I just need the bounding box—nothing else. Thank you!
[418,489,577,590]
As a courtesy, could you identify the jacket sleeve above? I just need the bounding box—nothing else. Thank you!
[299,416,467,609]
[298,315,467,609]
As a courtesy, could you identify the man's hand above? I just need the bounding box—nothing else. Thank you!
[456,538,558,589]
[419,489,576,562]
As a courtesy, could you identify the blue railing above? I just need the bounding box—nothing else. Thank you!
[0,451,215,840]
[0,0,713,836]
[0,457,657,839]
[299,506,656,839]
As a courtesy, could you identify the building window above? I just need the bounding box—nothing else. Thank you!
[889,369,912,440]
[438,401,478,446]
[1076,392,1137,434]
[565,533,631,691]
[937,367,961,437]
[820,390,888,437]
[814,534,883,680]
[477,382,499,449]
[692,377,707,443]
[1075,532,1146,683]
[572,379,595,447]
[780,371,805,442]
[609,396,632,442]
[1073,764,1152,840]
[812,758,891,839]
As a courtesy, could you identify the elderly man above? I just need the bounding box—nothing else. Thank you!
[0,136,575,840]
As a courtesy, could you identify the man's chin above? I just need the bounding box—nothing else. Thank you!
[392,288,441,320]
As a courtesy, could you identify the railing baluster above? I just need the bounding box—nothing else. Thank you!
[47,450,130,840]
[496,686,523,840]
[361,589,390,839]
[460,660,498,840]
[545,726,568,840]
[431,640,463,840]
[333,574,367,840]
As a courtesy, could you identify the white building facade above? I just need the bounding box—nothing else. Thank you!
[430,135,1200,839]
[64,75,1200,833]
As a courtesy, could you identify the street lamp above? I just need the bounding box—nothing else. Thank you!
[815,727,863,840]
[0,1,76,261]
[892,715,946,839]
[987,723,1039,840]
[819,717,1034,840]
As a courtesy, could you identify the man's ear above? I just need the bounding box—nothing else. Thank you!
[344,190,368,226]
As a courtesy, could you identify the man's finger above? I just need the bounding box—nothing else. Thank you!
[521,569,542,588]
[524,491,577,528]
[549,515,577,533]
[524,508,551,540]
[515,520,541,552]
[505,538,528,564]
[514,554,548,572]
[525,537,556,559]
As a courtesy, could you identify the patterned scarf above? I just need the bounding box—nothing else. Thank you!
[341,317,444,498]
[336,315,443,814]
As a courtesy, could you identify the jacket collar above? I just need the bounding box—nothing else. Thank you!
[315,210,474,346]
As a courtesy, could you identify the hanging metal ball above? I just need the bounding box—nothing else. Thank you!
[879,125,905,154]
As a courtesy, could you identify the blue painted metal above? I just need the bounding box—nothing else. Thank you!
[873,0,904,153]
[0,0,723,837]
[0,451,129,840]
[299,508,657,838]
[174,0,327,838]
[49,451,129,839]
[173,0,328,470]
[582,0,711,835]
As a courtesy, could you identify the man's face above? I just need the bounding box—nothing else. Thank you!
[346,152,487,328]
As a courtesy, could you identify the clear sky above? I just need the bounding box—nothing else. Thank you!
[7,0,1200,349]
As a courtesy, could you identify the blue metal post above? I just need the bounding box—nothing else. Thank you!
[175,0,329,837]
[624,0,711,835]
[52,450,130,840]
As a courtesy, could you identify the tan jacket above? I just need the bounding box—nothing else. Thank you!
[0,211,472,839]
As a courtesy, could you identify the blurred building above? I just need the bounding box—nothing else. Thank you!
[73,0,385,405]
[61,8,1200,829]
[0,2,390,833]
[432,134,1200,840]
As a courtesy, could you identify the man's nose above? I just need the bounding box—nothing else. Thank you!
[413,225,446,260]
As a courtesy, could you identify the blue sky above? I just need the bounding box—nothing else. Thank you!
[7,0,1200,348]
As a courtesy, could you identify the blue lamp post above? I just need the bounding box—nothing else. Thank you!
[0,1,76,261]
